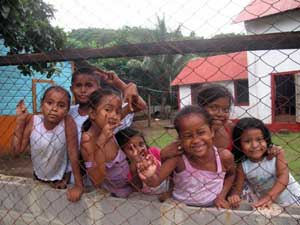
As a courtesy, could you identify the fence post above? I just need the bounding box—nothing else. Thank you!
[147,94,151,128]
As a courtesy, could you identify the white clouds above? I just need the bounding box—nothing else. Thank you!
[45,0,250,37]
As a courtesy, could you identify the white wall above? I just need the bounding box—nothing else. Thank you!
[179,85,192,108]
[244,10,300,123]
[178,81,252,120]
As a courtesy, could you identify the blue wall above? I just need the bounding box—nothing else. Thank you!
[0,40,73,115]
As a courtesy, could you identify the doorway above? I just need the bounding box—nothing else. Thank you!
[274,74,296,122]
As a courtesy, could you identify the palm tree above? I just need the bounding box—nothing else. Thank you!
[141,16,193,117]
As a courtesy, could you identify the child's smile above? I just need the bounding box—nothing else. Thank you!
[240,128,267,162]
[178,114,214,158]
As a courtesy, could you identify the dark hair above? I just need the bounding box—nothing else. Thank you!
[232,117,272,163]
[115,127,148,149]
[71,67,101,85]
[41,86,71,110]
[173,105,212,134]
[197,84,234,107]
[82,88,121,131]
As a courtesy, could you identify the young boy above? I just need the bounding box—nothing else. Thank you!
[68,66,146,184]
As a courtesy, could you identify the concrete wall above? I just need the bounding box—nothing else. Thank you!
[0,175,299,225]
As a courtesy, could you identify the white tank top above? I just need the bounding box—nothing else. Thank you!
[242,157,300,206]
[69,105,88,144]
[30,115,68,181]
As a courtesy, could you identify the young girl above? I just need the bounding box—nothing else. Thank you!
[228,117,300,208]
[160,84,234,161]
[80,89,132,197]
[137,105,235,208]
[115,127,169,200]
[68,67,146,184]
[12,86,83,202]
[197,84,234,150]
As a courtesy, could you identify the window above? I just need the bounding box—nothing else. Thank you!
[234,79,249,105]
[32,79,54,113]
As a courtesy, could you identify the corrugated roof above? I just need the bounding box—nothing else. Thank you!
[171,51,247,86]
[234,0,300,23]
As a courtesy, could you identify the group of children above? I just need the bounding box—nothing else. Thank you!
[12,67,300,209]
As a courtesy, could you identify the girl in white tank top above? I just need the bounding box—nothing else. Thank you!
[12,86,83,202]
[229,118,300,208]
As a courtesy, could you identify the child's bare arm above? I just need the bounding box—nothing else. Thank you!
[215,149,235,209]
[228,163,245,208]
[121,84,147,118]
[267,144,284,160]
[160,141,183,162]
[94,69,146,112]
[12,100,32,154]
[128,162,143,190]
[81,133,106,187]
[65,115,84,202]
[138,156,177,187]
[252,151,289,208]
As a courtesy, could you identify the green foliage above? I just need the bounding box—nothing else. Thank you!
[67,17,197,107]
[0,0,66,77]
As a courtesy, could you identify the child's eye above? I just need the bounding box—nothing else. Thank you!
[139,142,146,148]
[256,137,265,143]
[196,130,206,136]
[46,101,53,105]
[104,107,112,112]
[59,104,66,108]
[181,134,192,139]
[241,139,251,144]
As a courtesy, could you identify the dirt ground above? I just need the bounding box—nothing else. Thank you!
[0,119,174,179]
[0,153,33,178]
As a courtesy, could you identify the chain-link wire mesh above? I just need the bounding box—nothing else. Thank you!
[1,0,300,224]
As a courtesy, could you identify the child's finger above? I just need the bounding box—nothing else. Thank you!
[126,95,134,112]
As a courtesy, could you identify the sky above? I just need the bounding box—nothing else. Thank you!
[45,0,251,38]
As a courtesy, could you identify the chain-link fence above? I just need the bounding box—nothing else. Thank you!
[0,0,300,224]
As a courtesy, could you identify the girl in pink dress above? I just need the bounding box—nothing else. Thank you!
[80,89,132,197]
[137,105,235,208]
[115,127,169,200]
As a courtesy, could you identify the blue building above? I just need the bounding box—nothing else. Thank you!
[0,39,73,152]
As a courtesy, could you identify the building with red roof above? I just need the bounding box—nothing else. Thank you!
[172,0,300,131]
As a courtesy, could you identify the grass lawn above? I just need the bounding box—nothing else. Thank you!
[139,120,300,181]
[272,132,300,180]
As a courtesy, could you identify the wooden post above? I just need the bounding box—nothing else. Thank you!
[147,94,151,128]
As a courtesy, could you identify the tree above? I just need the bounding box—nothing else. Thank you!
[0,0,66,77]
[140,16,195,116]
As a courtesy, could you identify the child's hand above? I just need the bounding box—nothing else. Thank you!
[228,194,241,209]
[94,69,117,85]
[97,120,120,147]
[252,195,273,208]
[214,195,230,209]
[267,144,284,160]
[123,83,139,112]
[161,141,183,161]
[67,185,84,202]
[16,99,28,118]
[137,154,157,181]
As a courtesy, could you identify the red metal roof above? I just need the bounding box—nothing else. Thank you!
[171,52,248,86]
[234,0,300,23]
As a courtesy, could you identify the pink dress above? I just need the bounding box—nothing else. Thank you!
[102,149,132,198]
[172,146,225,206]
